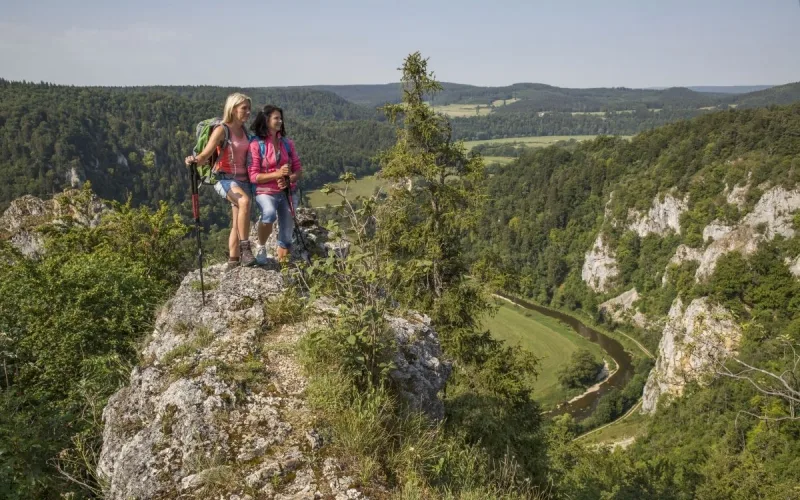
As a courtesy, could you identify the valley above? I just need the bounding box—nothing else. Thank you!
[2,54,800,499]
[484,299,610,409]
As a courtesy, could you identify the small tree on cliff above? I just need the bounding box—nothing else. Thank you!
[375,53,544,479]
[376,52,493,361]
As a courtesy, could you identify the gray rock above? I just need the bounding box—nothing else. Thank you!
[387,312,451,420]
[249,206,351,262]
[642,297,742,413]
[98,217,446,498]
[305,429,323,451]
[0,189,107,258]
[627,192,687,238]
[664,186,800,282]
[581,233,619,293]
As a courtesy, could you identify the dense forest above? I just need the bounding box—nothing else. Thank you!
[3,77,800,222]
[450,107,715,139]
[470,104,800,497]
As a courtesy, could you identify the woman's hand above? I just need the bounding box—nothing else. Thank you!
[184,155,197,166]
[277,177,288,190]
[278,164,291,177]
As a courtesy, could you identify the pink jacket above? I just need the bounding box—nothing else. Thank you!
[247,134,302,195]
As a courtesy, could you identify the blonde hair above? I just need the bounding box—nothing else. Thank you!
[222,92,252,123]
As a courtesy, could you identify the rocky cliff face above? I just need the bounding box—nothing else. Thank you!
[627,193,687,238]
[97,262,450,499]
[0,189,107,258]
[598,288,650,329]
[584,184,796,415]
[641,297,742,413]
[252,208,350,262]
[582,192,688,293]
[666,186,800,280]
[581,233,619,293]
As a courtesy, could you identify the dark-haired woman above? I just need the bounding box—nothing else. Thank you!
[247,105,303,263]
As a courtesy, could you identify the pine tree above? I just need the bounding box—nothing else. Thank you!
[376,52,492,361]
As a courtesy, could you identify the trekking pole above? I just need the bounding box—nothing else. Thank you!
[284,176,311,264]
[190,163,206,306]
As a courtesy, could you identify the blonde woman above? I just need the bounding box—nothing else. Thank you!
[185,93,256,267]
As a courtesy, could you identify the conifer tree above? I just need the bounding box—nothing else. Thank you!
[376,52,492,361]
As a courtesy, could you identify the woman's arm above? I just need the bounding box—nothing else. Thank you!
[247,140,261,184]
[247,140,287,184]
[185,126,225,166]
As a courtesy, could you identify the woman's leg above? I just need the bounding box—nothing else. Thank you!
[226,185,250,241]
[275,193,295,262]
[258,221,273,246]
[228,204,240,261]
[254,194,279,263]
[227,184,254,266]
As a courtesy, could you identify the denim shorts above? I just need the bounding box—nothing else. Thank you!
[255,191,299,249]
[213,174,251,201]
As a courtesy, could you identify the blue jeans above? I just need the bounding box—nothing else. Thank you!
[255,191,299,249]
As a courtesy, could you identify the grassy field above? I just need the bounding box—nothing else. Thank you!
[482,156,516,165]
[463,135,604,150]
[579,405,649,446]
[306,174,387,207]
[485,300,609,408]
[427,103,493,117]
[491,98,520,107]
[426,98,518,118]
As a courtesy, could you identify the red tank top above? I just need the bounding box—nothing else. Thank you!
[215,126,249,182]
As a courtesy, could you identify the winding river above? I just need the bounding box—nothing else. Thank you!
[495,293,634,421]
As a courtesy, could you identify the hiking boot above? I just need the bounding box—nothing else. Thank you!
[226,258,240,270]
[239,240,256,267]
[255,243,268,265]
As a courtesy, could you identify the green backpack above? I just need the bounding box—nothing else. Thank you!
[192,118,249,185]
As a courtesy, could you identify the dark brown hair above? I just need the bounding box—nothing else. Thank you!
[251,104,286,139]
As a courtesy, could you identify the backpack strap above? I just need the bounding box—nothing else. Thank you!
[281,136,292,162]
[222,123,232,145]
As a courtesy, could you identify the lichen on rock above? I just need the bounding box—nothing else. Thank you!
[98,258,450,498]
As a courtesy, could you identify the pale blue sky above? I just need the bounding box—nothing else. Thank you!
[1,0,798,88]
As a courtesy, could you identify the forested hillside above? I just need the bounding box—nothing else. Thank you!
[108,85,384,121]
[476,104,800,309]
[473,103,800,498]
[450,108,708,140]
[314,80,796,112]
[313,80,800,140]
[316,81,732,110]
[4,77,799,226]
[733,81,800,108]
[0,79,395,223]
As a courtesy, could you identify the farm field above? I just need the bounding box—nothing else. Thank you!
[305,174,387,207]
[485,300,609,408]
[463,135,604,149]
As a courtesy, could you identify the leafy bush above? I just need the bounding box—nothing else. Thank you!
[0,188,190,498]
[557,349,603,390]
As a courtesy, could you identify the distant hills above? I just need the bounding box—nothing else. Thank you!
[653,85,774,94]
[308,81,798,113]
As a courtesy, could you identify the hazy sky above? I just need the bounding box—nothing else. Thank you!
[2,0,799,88]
